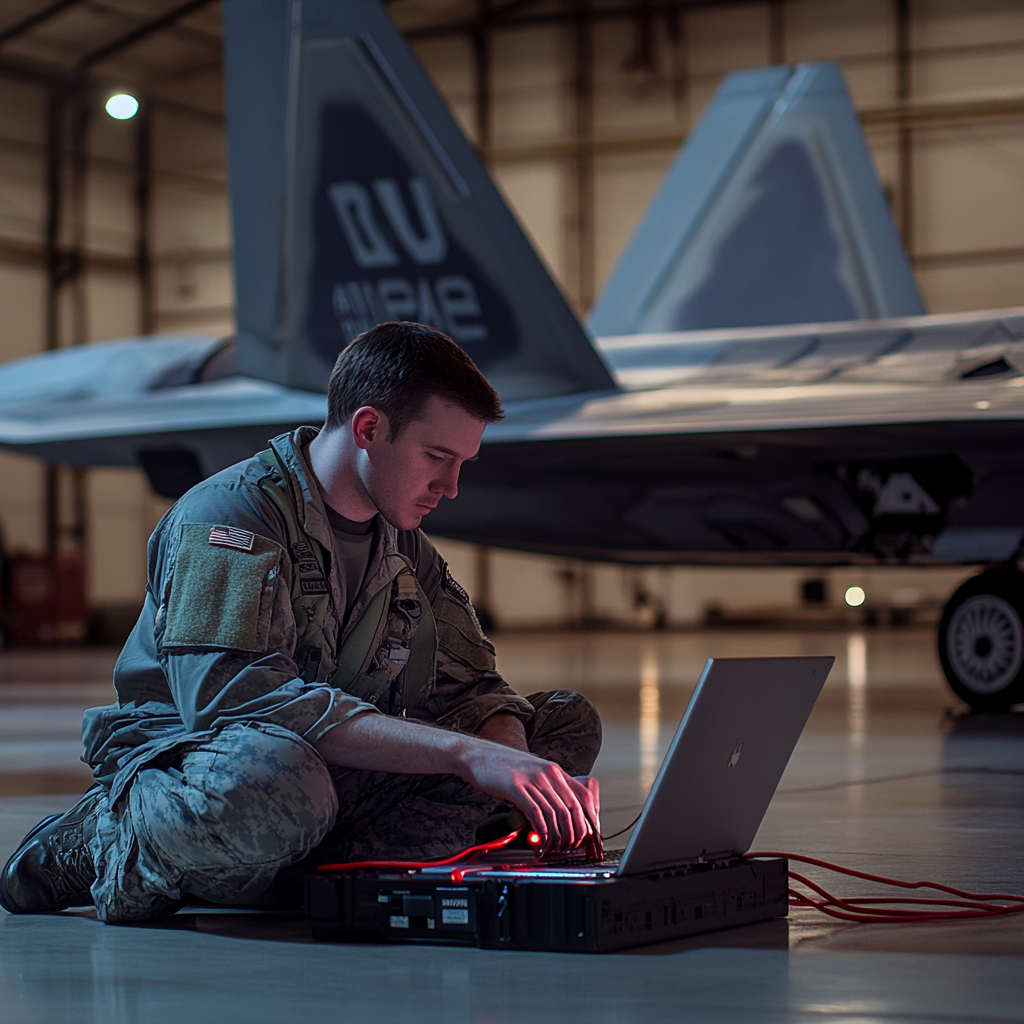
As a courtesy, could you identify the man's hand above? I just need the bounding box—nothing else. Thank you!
[473,715,600,854]
[459,742,600,855]
[316,712,600,855]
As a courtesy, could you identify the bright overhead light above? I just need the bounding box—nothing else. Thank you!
[105,93,139,120]
[845,586,866,608]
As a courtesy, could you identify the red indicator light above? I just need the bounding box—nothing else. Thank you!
[528,831,542,846]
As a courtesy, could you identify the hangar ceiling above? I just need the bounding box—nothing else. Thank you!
[0,0,224,113]
[0,1,772,117]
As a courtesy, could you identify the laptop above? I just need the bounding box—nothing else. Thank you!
[488,655,834,878]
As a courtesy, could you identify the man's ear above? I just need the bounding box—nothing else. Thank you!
[350,406,389,451]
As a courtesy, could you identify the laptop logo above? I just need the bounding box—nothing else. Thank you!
[727,741,743,768]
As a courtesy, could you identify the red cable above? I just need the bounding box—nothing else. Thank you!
[746,851,1024,924]
[787,873,1021,923]
[316,826,527,874]
[600,810,643,842]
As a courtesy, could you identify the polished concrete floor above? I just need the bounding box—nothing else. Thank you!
[1,627,1022,1022]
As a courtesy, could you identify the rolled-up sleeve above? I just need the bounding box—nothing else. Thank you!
[160,650,373,745]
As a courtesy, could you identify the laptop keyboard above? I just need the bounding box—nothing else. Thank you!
[480,847,625,868]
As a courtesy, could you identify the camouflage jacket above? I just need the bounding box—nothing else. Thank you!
[82,426,532,801]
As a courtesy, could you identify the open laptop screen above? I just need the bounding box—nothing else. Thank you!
[617,656,833,877]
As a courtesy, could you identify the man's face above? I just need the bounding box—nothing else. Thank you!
[356,394,486,531]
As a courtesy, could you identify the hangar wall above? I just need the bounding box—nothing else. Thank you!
[0,0,1021,633]
[0,61,229,615]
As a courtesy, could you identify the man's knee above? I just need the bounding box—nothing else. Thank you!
[134,723,338,870]
[524,690,602,776]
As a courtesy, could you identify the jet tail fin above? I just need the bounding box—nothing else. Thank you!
[588,62,924,337]
[222,0,614,400]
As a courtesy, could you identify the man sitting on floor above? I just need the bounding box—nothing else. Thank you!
[0,321,602,923]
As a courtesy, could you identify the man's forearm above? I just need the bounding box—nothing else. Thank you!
[315,712,473,776]
[315,712,529,775]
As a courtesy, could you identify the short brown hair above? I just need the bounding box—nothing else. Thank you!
[324,321,504,438]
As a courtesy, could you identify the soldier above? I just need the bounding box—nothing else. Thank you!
[0,322,602,923]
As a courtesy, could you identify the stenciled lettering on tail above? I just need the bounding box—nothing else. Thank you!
[306,105,517,369]
[328,179,485,345]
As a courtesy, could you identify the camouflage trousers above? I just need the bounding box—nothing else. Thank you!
[87,690,600,923]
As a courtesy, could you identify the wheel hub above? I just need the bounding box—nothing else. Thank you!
[947,593,1023,695]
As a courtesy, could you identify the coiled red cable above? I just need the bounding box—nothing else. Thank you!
[745,851,1024,923]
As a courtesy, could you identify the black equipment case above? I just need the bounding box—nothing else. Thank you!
[306,856,788,953]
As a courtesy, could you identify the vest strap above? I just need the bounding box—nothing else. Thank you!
[329,581,391,695]
[254,447,436,712]
[256,447,334,681]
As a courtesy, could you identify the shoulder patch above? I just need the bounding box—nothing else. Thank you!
[162,523,283,651]
[443,565,470,605]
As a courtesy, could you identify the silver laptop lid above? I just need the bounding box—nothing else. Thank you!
[616,655,833,876]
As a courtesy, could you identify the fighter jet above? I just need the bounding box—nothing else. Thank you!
[1,0,1023,712]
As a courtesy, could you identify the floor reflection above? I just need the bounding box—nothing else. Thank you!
[638,645,660,795]
[845,632,867,804]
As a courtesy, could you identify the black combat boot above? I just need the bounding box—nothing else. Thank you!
[0,785,103,914]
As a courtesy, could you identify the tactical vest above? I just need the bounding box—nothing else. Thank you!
[256,448,436,716]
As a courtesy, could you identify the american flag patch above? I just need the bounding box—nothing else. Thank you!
[208,526,255,552]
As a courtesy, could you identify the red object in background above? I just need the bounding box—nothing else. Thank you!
[8,553,86,645]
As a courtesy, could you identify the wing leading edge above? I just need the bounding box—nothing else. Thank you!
[0,337,326,491]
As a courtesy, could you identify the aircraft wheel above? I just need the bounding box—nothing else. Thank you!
[938,568,1024,712]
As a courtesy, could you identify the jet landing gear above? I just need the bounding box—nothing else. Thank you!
[939,568,1024,712]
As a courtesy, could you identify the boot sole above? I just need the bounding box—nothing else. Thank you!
[0,814,64,914]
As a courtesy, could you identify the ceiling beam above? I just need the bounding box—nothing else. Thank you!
[404,0,771,40]
[77,0,219,71]
[87,0,222,50]
[0,0,88,47]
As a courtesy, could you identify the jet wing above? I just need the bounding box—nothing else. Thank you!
[424,307,1024,564]
[595,307,1024,395]
[0,336,325,494]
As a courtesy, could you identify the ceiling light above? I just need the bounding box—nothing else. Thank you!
[105,93,139,120]
[844,586,866,608]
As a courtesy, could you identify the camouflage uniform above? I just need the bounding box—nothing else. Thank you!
[79,427,600,923]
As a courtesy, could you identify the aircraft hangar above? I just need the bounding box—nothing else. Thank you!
[0,0,1021,1019]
